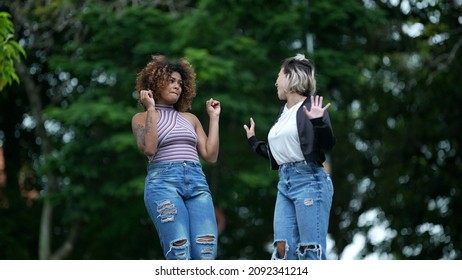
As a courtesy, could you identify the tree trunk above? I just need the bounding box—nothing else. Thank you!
[15,61,68,259]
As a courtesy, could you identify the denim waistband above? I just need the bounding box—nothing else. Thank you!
[147,161,202,171]
[279,160,322,169]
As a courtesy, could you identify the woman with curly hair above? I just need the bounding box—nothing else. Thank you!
[131,55,221,260]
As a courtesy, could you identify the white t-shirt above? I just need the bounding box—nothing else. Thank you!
[268,101,305,165]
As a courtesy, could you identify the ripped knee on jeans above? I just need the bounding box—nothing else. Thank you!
[196,235,216,260]
[298,243,323,260]
[166,238,189,260]
[196,235,215,244]
[173,239,187,246]
[272,240,288,260]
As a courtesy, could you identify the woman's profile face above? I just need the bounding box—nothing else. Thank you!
[157,71,183,105]
[275,68,288,100]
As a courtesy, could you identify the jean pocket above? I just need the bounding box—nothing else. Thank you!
[148,165,172,179]
[294,164,311,175]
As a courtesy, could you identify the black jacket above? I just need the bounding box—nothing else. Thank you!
[248,98,336,170]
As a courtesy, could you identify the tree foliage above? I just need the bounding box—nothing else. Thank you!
[0,11,25,91]
[0,0,461,260]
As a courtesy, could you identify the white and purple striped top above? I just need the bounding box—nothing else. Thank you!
[147,104,200,163]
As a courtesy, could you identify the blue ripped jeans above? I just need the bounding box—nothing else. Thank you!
[272,161,334,260]
[144,161,218,260]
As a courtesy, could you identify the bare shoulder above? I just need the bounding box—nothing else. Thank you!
[132,111,146,123]
[131,111,147,130]
[180,112,200,126]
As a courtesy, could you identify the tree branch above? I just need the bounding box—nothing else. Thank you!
[50,221,82,260]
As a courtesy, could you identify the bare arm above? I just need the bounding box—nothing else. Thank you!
[187,98,221,163]
[131,90,158,156]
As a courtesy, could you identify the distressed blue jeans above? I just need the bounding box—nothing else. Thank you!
[144,161,218,260]
[272,161,334,260]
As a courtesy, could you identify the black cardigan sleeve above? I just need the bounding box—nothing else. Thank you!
[247,136,270,159]
[310,116,336,151]
[247,136,279,169]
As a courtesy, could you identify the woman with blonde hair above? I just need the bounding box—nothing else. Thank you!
[244,54,335,260]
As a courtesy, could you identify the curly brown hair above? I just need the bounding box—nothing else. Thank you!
[135,55,197,112]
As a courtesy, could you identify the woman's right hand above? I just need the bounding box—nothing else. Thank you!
[243,117,256,139]
[140,89,155,109]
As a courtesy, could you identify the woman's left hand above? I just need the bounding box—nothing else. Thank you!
[206,98,221,118]
[303,95,331,119]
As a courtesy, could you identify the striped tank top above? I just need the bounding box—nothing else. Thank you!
[147,104,200,163]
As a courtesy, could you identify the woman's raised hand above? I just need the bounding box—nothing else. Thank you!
[140,89,155,109]
[243,117,256,139]
[303,95,331,119]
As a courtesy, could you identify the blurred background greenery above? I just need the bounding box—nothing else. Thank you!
[0,0,461,260]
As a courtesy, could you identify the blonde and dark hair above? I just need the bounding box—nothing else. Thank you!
[280,54,316,96]
[135,55,196,112]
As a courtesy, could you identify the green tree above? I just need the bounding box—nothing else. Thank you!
[1,0,461,260]
[345,0,462,259]
[318,0,462,259]
[0,11,25,91]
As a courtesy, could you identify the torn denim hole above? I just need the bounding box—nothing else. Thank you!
[271,240,289,260]
[304,198,314,206]
[156,200,177,223]
[196,235,215,244]
[196,235,216,260]
[297,243,322,260]
[166,239,190,260]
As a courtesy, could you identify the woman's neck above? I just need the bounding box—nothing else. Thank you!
[286,93,306,109]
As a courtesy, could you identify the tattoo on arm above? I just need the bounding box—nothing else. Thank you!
[145,116,153,134]
[135,124,146,147]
